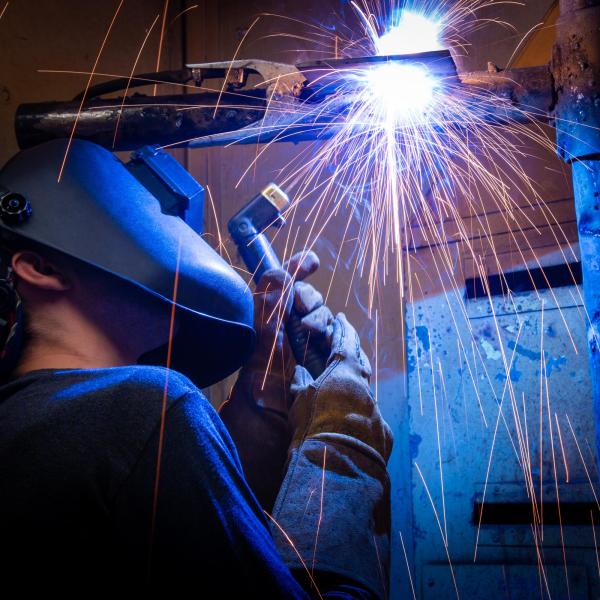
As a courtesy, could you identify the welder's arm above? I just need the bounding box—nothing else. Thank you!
[110,390,374,598]
[271,314,393,600]
[220,251,333,510]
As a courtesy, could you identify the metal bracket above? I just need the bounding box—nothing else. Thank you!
[187,59,307,99]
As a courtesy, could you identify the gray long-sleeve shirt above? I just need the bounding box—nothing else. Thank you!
[0,366,374,598]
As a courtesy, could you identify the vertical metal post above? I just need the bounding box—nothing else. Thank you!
[553,0,600,457]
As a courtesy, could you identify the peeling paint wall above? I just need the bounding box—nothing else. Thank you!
[407,283,595,598]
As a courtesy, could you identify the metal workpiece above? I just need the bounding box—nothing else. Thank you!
[15,91,266,151]
[10,52,462,150]
[13,51,559,150]
[186,94,321,148]
[458,65,555,122]
[187,58,308,100]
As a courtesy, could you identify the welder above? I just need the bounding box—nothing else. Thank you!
[0,139,392,599]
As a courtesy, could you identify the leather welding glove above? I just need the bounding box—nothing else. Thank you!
[220,251,334,510]
[270,313,393,599]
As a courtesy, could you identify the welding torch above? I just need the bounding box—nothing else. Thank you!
[228,184,327,379]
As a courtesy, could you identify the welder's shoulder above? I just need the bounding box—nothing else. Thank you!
[48,365,209,423]
[68,365,219,442]
[102,365,206,410]
[110,365,199,399]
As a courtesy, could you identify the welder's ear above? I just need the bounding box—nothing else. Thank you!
[11,250,71,291]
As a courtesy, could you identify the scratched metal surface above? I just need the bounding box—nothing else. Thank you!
[406,278,597,599]
[423,564,589,599]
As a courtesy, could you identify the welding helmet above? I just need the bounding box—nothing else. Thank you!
[0,139,255,387]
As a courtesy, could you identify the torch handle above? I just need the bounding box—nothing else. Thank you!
[232,230,327,379]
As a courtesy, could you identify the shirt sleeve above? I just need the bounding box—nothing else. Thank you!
[109,390,376,599]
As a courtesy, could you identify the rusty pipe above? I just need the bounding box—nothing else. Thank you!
[552,0,600,462]
[15,91,266,152]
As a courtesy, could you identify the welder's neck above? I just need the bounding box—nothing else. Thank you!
[14,324,140,376]
[15,343,135,375]
[13,303,151,376]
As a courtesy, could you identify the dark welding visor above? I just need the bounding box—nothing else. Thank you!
[0,139,255,387]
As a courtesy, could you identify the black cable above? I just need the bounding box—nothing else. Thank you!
[72,68,193,101]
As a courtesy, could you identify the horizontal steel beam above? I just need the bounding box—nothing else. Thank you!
[15,61,557,151]
[15,91,266,151]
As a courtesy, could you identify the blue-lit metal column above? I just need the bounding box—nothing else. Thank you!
[553,0,600,460]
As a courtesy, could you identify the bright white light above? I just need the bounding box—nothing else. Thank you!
[366,62,436,121]
[376,11,443,56]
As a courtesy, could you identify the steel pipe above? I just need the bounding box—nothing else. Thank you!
[553,0,600,459]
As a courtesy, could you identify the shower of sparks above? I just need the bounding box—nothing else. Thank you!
[214,3,583,399]
[33,0,598,596]
[232,1,592,595]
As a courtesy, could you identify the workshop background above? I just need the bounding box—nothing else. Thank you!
[0,1,593,599]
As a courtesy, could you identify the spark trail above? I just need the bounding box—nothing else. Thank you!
[37,1,594,595]
[236,1,592,597]
[265,1,578,314]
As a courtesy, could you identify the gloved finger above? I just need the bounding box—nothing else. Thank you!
[283,251,319,282]
[300,305,334,338]
[256,267,291,296]
[294,281,323,315]
[254,269,293,335]
[290,364,313,396]
[328,313,372,380]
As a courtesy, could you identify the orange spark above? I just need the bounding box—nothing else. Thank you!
[265,511,324,600]
[212,16,261,119]
[415,461,459,600]
[311,446,327,575]
[168,4,198,28]
[57,0,125,183]
[399,531,417,600]
[149,235,182,573]
[152,0,170,96]
[112,13,161,148]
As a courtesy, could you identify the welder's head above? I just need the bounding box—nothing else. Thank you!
[4,238,177,370]
[0,139,256,387]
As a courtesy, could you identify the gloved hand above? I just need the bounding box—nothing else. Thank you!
[271,314,393,599]
[219,251,334,509]
[239,250,333,415]
[288,313,391,457]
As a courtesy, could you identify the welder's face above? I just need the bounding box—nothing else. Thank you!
[72,261,180,359]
